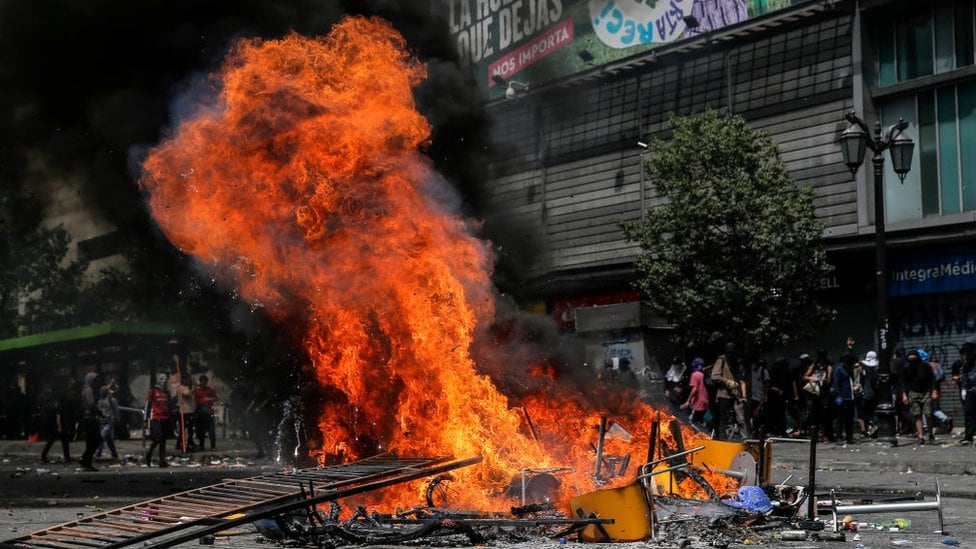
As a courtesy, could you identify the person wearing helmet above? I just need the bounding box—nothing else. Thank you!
[145,373,171,467]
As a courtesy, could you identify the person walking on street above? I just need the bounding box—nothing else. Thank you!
[78,372,101,471]
[193,375,219,451]
[711,342,745,441]
[145,373,171,467]
[901,348,938,444]
[95,386,119,460]
[832,352,857,445]
[681,357,711,431]
[39,383,70,464]
[952,334,976,445]
[801,351,833,442]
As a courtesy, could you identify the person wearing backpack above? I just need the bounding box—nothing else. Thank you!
[952,335,976,445]
[855,351,879,437]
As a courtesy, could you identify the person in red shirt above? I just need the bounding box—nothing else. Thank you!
[145,373,171,467]
[193,375,219,451]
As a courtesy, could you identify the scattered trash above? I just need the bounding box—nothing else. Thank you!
[781,530,808,541]
[890,539,912,546]
[941,540,961,546]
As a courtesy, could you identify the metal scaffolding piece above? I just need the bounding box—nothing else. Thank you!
[2,454,481,549]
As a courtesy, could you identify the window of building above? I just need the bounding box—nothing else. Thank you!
[875,0,975,87]
[881,81,976,223]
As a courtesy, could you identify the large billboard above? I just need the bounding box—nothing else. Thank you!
[440,0,808,98]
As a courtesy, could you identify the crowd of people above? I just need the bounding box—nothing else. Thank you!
[664,334,976,446]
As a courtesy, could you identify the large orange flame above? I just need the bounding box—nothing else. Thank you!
[139,16,727,511]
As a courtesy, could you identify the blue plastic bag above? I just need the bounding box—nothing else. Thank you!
[722,485,773,513]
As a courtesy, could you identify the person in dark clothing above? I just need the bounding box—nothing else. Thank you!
[765,357,790,437]
[145,373,171,467]
[832,352,857,444]
[39,384,70,463]
[193,375,219,451]
[891,347,915,435]
[710,342,745,441]
[952,334,976,445]
[789,354,811,437]
[802,350,833,442]
[900,348,937,444]
[78,372,101,471]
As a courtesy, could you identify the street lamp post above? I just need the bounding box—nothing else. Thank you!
[839,110,914,447]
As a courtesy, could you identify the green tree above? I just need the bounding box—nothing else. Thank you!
[0,184,89,337]
[623,110,834,356]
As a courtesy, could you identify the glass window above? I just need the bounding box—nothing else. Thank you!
[955,0,975,67]
[876,1,976,87]
[897,11,935,81]
[882,82,976,222]
[882,96,922,223]
[959,81,976,210]
[878,20,897,87]
[938,88,962,214]
[918,90,940,216]
[936,0,956,72]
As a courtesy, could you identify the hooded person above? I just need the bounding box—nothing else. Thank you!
[145,372,172,467]
[78,372,101,471]
[901,348,937,444]
[953,334,976,444]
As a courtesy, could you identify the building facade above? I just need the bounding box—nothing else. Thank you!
[472,0,976,409]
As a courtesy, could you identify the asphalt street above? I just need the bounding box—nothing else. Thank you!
[0,433,973,548]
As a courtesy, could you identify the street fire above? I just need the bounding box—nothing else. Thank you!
[139,16,732,511]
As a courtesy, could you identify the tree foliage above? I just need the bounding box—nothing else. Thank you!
[0,184,89,337]
[623,111,835,355]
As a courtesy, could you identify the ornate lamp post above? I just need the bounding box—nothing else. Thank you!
[839,111,914,446]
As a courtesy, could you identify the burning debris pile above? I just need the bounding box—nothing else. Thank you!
[137,12,714,513]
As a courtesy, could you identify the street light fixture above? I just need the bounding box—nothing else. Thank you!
[839,110,915,447]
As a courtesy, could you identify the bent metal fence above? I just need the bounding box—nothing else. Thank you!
[1,454,482,549]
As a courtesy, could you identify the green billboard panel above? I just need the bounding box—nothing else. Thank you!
[441,0,801,97]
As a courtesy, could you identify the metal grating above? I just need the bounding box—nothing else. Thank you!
[3,454,481,549]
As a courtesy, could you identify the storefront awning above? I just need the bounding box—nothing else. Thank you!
[0,321,183,367]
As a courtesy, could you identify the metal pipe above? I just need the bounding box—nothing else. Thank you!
[644,445,705,468]
[831,479,943,534]
[636,462,691,480]
[594,416,607,478]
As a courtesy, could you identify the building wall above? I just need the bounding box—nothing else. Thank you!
[486,12,855,280]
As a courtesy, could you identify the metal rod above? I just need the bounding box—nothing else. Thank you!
[636,462,691,480]
[644,445,705,468]
[832,479,944,534]
[594,416,607,478]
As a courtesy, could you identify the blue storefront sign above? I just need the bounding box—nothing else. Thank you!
[889,247,976,296]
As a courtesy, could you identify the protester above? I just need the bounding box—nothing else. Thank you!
[920,349,953,434]
[95,386,120,460]
[854,351,878,437]
[832,352,857,445]
[710,342,745,441]
[765,357,791,437]
[952,335,976,445]
[38,383,70,464]
[681,357,710,431]
[78,372,101,471]
[900,348,937,444]
[193,375,219,451]
[802,350,833,442]
[789,354,811,437]
[891,347,914,435]
[145,373,171,467]
[750,359,771,435]
[664,356,690,417]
